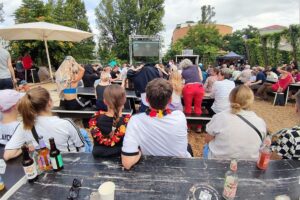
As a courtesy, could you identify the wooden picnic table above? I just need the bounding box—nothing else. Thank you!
[6,153,300,200]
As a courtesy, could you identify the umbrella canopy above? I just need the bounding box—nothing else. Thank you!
[220,51,244,60]
[0,22,94,81]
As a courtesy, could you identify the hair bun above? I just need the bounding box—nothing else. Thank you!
[231,103,241,110]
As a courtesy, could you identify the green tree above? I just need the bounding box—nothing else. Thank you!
[0,3,4,23]
[165,24,222,65]
[12,0,95,68]
[200,5,215,24]
[222,30,246,56]
[95,0,165,61]
[284,25,300,69]
[260,34,269,66]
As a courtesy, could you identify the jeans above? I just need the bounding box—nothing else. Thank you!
[0,78,13,90]
[183,83,204,115]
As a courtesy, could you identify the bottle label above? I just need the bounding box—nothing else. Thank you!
[38,154,52,170]
[57,154,64,168]
[50,157,58,169]
[23,164,38,180]
[223,176,238,199]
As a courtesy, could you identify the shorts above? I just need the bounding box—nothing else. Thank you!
[64,98,91,110]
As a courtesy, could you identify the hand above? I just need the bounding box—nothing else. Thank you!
[277,87,283,93]
[13,78,17,84]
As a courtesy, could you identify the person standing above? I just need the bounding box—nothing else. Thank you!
[0,46,16,89]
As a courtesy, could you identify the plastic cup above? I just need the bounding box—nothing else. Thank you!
[98,181,115,200]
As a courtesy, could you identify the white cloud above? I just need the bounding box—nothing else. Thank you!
[1,0,299,52]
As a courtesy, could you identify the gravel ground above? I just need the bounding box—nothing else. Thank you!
[34,83,298,157]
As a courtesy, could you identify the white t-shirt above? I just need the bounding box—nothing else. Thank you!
[120,67,128,80]
[210,79,235,113]
[0,121,20,145]
[5,116,84,152]
[122,110,191,157]
[206,110,267,160]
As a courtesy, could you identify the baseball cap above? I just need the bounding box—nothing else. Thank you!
[0,89,25,112]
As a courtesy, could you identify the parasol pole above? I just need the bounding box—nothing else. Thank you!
[44,37,54,82]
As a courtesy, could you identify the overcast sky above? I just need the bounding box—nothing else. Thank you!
[1,0,299,52]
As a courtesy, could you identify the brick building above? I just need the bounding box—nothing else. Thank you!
[172,21,233,44]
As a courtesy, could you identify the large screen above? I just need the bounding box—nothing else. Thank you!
[133,41,160,57]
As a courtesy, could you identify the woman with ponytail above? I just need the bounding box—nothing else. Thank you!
[204,85,267,160]
[4,87,85,160]
[89,84,130,157]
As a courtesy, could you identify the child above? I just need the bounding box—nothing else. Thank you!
[121,78,191,170]
[0,90,24,145]
[95,72,111,111]
[89,84,130,157]
[74,119,93,153]
[168,71,183,111]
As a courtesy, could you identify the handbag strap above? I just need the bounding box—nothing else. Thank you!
[236,114,263,142]
[31,126,40,144]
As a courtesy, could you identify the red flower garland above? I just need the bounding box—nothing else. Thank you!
[89,111,131,147]
[145,108,172,118]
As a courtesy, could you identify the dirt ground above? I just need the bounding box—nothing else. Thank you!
[33,82,298,157]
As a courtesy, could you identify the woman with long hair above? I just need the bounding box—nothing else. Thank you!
[204,85,267,159]
[168,70,183,111]
[55,56,90,110]
[89,84,130,157]
[4,87,85,160]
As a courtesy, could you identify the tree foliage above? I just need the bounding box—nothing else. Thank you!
[95,0,165,62]
[200,5,215,24]
[165,24,222,65]
[11,0,95,68]
[0,3,5,23]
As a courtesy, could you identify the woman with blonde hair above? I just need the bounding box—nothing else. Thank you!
[204,85,267,159]
[4,87,84,160]
[168,71,183,111]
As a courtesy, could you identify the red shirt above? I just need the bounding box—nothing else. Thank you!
[272,73,293,92]
[22,55,32,70]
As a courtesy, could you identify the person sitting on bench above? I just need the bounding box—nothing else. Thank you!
[4,87,85,160]
[204,85,267,160]
[121,78,191,170]
[89,84,130,157]
[95,72,111,111]
[55,56,90,110]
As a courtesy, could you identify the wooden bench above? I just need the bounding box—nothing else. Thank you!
[52,106,133,119]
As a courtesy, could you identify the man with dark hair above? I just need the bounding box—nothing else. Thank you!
[121,78,191,170]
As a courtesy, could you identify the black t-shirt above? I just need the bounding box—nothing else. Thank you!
[92,115,125,157]
[95,85,107,102]
[256,72,266,85]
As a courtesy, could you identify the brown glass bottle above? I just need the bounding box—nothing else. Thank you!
[49,138,64,172]
[38,138,52,171]
[21,145,38,183]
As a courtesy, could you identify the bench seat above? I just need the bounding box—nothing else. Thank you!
[52,106,133,119]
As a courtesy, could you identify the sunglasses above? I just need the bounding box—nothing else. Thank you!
[67,178,82,200]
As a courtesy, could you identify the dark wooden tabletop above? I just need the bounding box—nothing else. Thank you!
[0,148,25,199]
[8,153,300,200]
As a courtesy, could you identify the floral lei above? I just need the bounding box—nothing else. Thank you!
[89,111,131,147]
[145,108,172,118]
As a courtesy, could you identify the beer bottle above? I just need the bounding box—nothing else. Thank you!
[223,159,238,200]
[38,138,52,171]
[257,136,272,170]
[49,138,64,172]
[21,145,38,183]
